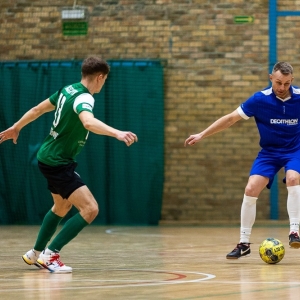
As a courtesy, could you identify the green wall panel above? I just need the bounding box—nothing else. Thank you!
[0,60,164,225]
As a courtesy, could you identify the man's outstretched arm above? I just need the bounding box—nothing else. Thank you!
[184,109,242,146]
[79,110,138,147]
[0,99,55,144]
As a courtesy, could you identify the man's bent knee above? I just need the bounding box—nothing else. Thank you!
[244,175,268,197]
[245,184,259,197]
[285,170,300,186]
[52,197,73,217]
[286,176,300,186]
[89,204,99,221]
[82,202,99,223]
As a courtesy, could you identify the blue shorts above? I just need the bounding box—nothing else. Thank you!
[250,148,300,189]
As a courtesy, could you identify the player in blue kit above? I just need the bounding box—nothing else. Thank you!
[185,62,300,259]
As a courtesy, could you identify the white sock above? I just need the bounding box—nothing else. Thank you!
[44,248,53,255]
[240,194,258,243]
[287,185,300,234]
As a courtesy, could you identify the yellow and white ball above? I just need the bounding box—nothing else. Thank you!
[259,238,285,264]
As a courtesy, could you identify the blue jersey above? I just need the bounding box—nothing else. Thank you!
[238,86,300,153]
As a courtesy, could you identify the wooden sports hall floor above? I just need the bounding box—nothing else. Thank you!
[0,223,300,300]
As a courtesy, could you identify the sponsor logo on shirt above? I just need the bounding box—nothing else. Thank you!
[65,85,78,96]
[270,119,298,125]
[50,128,59,139]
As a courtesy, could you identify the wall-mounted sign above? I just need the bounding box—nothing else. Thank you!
[234,16,254,24]
[62,21,88,36]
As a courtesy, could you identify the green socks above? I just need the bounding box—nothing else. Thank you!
[34,210,63,251]
[48,213,89,252]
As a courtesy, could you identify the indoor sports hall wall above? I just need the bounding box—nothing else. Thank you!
[1,0,300,224]
[0,61,164,225]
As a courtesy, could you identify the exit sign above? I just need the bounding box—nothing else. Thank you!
[62,21,88,36]
[234,16,254,24]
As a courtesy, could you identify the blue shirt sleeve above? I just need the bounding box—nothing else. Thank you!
[240,94,258,118]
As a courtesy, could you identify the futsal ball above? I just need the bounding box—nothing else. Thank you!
[259,237,285,264]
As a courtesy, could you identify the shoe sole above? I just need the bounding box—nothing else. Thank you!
[22,255,44,269]
[37,259,72,273]
[37,259,55,273]
[289,241,300,248]
[51,269,72,273]
[226,253,251,259]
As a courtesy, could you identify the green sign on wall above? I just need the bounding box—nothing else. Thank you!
[234,16,254,24]
[62,21,88,36]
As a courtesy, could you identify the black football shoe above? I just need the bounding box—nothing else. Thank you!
[226,243,251,259]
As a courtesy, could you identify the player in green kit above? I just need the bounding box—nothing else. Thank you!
[0,56,138,273]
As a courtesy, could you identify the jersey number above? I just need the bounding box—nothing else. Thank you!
[53,93,66,127]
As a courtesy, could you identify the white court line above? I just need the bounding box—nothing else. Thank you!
[203,280,300,285]
[0,270,216,292]
[105,228,174,237]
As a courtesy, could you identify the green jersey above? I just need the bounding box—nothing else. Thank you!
[37,82,94,166]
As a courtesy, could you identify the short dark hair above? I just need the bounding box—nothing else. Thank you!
[81,56,110,77]
[272,62,293,75]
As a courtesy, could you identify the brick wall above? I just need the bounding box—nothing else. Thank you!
[1,0,300,223]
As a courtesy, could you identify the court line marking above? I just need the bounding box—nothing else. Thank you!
[201,280,300,284]
[105,228,175,237]
[0,269,216,291]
